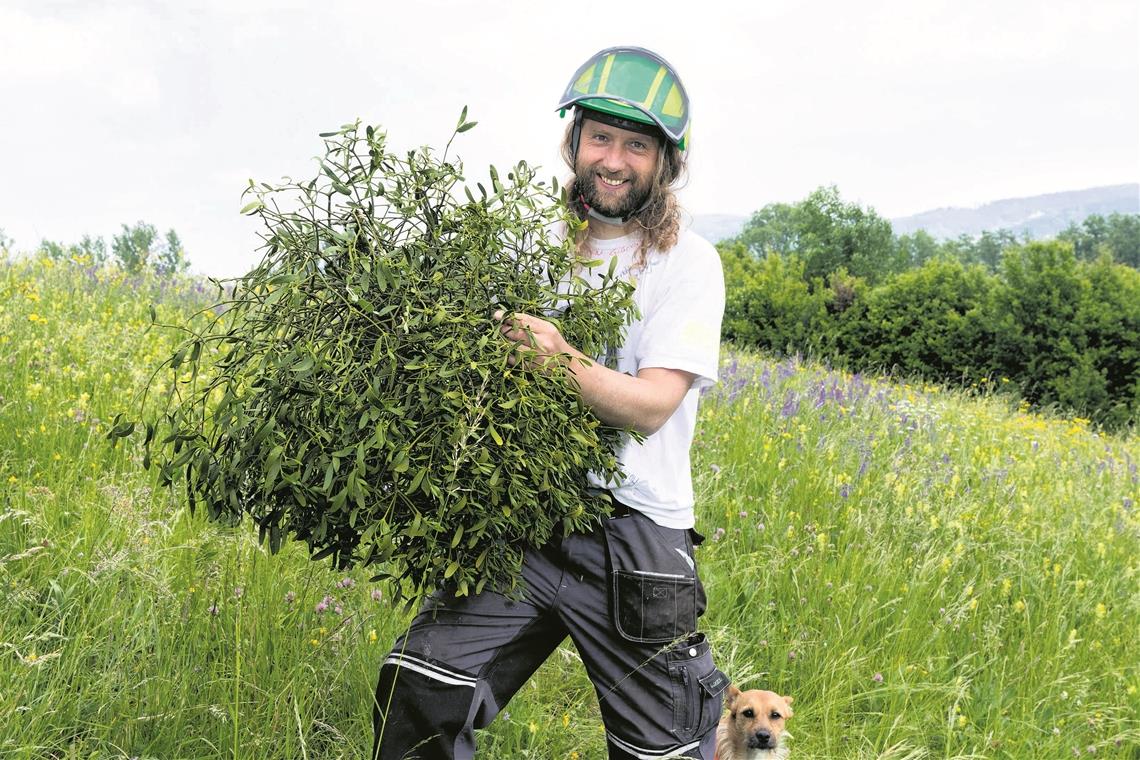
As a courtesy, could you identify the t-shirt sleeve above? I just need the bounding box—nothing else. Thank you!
[635,235,725,389]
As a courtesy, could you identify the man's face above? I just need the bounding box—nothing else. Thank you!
[573,117,661,219]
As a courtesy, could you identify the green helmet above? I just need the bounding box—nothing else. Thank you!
[556,46,691,151]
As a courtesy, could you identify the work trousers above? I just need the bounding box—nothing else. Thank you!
[372,508,727,759]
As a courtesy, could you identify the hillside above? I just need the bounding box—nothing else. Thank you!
[2,254,1138,757]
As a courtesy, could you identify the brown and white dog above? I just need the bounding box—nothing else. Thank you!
[714,685,794,760]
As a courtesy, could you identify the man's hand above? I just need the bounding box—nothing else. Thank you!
[494,309,574,371]
[492,309,695,436]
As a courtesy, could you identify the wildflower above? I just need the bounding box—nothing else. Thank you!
[712,528,725,542]
[957,715,967,728]
[738,510,748,519]
[562,713,570,728]
[334,604,343,615]
[208,602,219,616]
[369,629,378,643]
[787,651,796,660]
[872,672,883,683]
[310,639,320,647]
[1014,599,1025,613]
[755,522,765,532]
[1001,578,1012,596]
[528,721,538,734]
[1095,603,1106,619]
[284,591,296,605]
[233,586,244,599]
[337,577,356,589]
[315,599,329,614]
[371,588,383,602]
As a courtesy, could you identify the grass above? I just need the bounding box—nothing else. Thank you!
[1,253,1137,758]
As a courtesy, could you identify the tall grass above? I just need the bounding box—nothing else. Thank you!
[1,254,1137,758]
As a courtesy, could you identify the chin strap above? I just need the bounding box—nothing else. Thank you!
[578,194,650,227]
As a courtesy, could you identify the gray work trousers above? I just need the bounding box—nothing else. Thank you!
[372,508,726,759]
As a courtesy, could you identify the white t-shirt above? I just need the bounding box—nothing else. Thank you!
[577,228,725,529]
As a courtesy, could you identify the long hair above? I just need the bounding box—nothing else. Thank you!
[560,117,687,271]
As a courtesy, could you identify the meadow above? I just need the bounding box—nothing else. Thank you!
[1,253,1138,758]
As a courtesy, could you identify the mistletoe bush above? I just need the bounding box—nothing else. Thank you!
[113,113,636,599]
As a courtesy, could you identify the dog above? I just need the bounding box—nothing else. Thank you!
[714,685,794,760]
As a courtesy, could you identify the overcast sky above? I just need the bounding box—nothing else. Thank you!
[2,0,1137,278]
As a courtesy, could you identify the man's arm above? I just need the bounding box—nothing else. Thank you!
[495,310,695,436]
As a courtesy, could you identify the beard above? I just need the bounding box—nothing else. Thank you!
[572,161,654,220]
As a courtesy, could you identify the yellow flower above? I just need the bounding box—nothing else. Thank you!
[562,713,570,728]
[528,721,538,734]
[1001,578,1012,595]
[968,598,978,611]
[1095,603,1107,619]
[310,639,320,647]
[369,629,378,643]
[956,715,967,728]
[1014,599,1026,613]
[7,475,17,484]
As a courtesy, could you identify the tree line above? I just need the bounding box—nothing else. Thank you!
[0,221,190,276]
[719,186,1140,429]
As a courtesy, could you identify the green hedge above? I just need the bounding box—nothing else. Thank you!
[721,240,1140,429]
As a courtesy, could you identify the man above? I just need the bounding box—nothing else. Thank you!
[374,46,727,760]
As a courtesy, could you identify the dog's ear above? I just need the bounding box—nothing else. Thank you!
[782,695,794,717]
[726,684,741,710]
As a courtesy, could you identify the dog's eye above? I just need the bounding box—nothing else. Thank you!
[770,711,782,719]
[742,708,755,719]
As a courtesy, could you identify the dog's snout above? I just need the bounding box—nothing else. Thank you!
[747,729,775,749]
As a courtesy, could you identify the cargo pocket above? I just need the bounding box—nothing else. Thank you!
[668,633,728,743]
[604,510,701,644]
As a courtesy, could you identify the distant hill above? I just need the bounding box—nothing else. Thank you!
[890,184,1139,239]
[690,184,1139,244]
[687,213,749,243]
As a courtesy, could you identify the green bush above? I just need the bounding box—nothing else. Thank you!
[720,242,830,353]
[849,257,995,382]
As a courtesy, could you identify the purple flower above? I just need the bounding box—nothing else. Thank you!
[738,510,748,519]
[839,483,852,499]
[334,604,343,615]
[873,672,883,683]
[284,591,296,605]
[712,528,726,542]
[233,586,244,599]
[316,594,333,614]
[337,577,356,589]
[371,589,383,602]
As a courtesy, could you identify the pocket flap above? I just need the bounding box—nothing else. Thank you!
[699,668,729,697]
